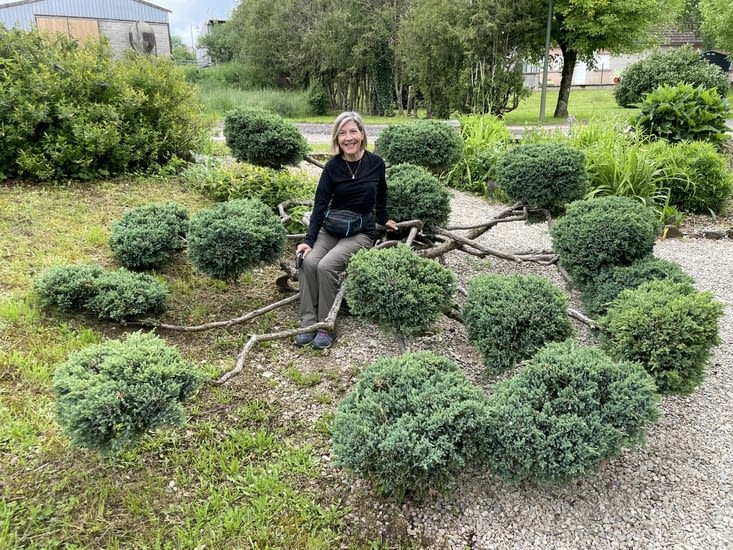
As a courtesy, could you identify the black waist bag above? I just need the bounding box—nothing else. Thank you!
[323,209,367,237]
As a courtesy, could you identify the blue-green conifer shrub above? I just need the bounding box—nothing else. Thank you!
[484,341,659,484]
[85,270,168,322]
[53,332,204,453]
[550,197,660,286]
[463,274,574,373]
[223,107,307,169]
[187,198,286,282]
[332,351,491,499]
[580,257,693,318]
[344,245,456,336]
[109,203,189,270]
[34,264,106,312]
[600,280,723,394]
[386,163,451,234]
[494,143,587,216]
[376,120,463,174]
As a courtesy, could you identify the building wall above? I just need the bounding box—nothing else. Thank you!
[0,0,171,57]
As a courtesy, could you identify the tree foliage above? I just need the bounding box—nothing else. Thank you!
[699,0,733,53]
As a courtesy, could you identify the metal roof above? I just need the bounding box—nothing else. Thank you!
[0,0,170,29]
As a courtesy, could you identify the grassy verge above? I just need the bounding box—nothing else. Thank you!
[0,177,389,549]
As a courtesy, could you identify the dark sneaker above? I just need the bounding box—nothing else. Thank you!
[311,330,336,349]
[294,331,316,346]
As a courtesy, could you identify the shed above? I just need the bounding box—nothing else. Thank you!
[0,0,172,58]
[702,50,731,75]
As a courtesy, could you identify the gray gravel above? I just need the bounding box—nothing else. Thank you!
[339,191,732,548]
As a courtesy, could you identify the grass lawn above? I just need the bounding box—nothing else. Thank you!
[0,177,387,549]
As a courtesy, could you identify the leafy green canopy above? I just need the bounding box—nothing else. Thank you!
[0,27,208,181]
[700,0,733,53]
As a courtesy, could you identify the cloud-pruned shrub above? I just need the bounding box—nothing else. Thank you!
[484,340,659,484]
[53,332,204,453]
[344,245,456,336]
[187,198,286,282]
[494,143,588,217]
[386,163,451,234]
[550,197,660,286]
[34,264,168,322]
[109,203,189,270]
[463,274,574,373]
[580,257,694,318]
[376,120,463,174]
[600,280,723,394]
[223,107,307,169]
[332,351,491,499]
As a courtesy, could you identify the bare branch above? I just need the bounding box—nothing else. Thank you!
[568,308,603,331]
[304,155,325,169]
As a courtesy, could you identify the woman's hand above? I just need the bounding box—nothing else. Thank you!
[296,243,312,258]
[385,219,399,232]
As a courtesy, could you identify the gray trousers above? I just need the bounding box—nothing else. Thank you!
[299,229,373,328]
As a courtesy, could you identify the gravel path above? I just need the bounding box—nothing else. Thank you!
[322,191,733,549]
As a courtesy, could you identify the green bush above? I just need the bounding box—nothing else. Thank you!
[187,198,286,281]
[180,156,317,210]
[484,340,659,484]
[34,264,106,312]
[223,107,307,169]
[614,45,729,108]
[463,274,574,373]
[344,245,456,336]
[600,280,723,394]
[109,203,189,270]
[53,331,204,453]
[332,351,491,499]
[85,270,168,322]
[307,82,329,115]
[550,197,660,286]
[375,120,463,175]
[580,257,693,318]
[386,163,451,234]
[653,140,733,214]
[633,83,730,147]
[494,143,588,216]
[0,28,207,181]
[34,264,167,321]
[445,114,513,195]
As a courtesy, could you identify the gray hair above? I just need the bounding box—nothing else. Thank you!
[329,111,368,156]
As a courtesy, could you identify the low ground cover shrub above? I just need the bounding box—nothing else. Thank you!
[109,203,189,270]
[614,45,729,108]
[223,107,307,169]
[345,245,456,336]
[484,340,659,484]
[494,143,587,217]
[376,120,463,174]
[181,156,316,211]
[187,198,286,281]
[600,280,723,394]
[53,331,204,453]
[386,163,451,234]
[463,274,574,373]
[580,257,693,318]
[550,196,660,286]
[34,264,168,321]
[634,83,730,148]
[332,351,491,499]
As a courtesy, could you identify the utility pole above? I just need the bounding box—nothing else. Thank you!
[539,0,553,122]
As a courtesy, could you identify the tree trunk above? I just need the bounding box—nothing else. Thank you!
[394,68,404,116]
[553,44,576,118]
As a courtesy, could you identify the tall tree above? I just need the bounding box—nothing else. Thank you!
[548,0,684,117]
[699,0,733,53]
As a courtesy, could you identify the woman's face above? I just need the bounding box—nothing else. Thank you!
[337,120,363,159]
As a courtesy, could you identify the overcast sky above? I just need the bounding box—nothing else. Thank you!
[148,0,237,45]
